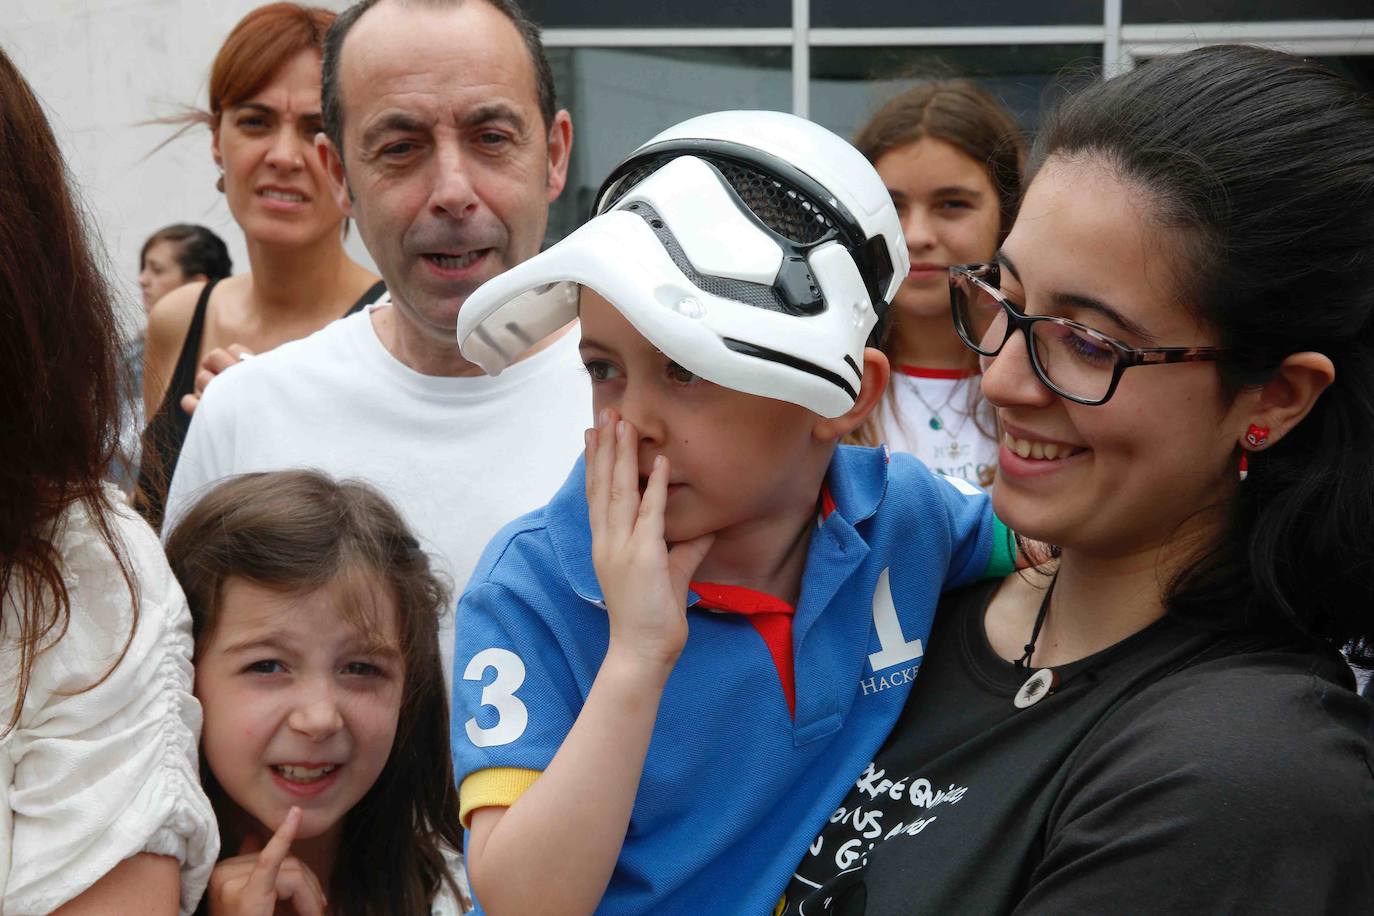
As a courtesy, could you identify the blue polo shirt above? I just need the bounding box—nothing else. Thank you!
[451,445,1014,914]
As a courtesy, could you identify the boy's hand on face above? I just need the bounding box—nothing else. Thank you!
[206,806,327,916]
[586,408,714,679]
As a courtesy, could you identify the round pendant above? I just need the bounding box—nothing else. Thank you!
[1013,668,1060,709]
[929,416,943,431]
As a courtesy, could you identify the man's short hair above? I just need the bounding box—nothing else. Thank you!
[321,0,557,157]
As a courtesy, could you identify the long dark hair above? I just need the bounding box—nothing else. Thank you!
[1033,45,1374,660]
[848,80,1025,450]
[166,470,464,913]
[0,47,136,732]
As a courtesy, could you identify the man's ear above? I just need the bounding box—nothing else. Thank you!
[316,132,354,217]
[1237,351,1335,448]
[814,347,890,442]
[545,109,573,203]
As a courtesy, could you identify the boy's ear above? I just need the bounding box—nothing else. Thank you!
[814,347,889,441]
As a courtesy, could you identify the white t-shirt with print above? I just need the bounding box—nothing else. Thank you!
[881,366,998,491]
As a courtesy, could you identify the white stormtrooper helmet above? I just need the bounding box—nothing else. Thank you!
[455,110,908,418]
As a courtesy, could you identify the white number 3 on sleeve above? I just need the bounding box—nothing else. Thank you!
[463,647,529,747]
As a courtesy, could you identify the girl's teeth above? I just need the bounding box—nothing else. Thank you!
[275,764,336,782]
[1004,433,1079,462]
[262,189,305,202]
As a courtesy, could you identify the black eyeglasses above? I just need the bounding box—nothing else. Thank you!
[949,262,1230,406]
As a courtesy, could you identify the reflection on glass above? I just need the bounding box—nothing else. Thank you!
[524,0,790,28]
[810,45,1102,140]
[812,0,1100,28]
[1124,0,1369,23]
[546,47,791,244]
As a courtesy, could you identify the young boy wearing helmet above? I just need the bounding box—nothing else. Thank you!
[451,111,1015,914]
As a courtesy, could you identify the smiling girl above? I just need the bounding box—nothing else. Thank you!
[847,82,1024,490]
[164,470,468,914]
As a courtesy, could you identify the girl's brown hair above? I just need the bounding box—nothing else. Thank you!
[165,470,464,914]
[0,46,136,733]
[849,80,1026,450]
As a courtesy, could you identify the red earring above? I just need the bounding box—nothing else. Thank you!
[1240,424,1270,481]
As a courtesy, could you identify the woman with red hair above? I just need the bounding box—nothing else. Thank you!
[138,3,383,528]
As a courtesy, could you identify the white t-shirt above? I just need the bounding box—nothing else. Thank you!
[1,490,218,914]
[881,367,998,491]
[163,307,592,684]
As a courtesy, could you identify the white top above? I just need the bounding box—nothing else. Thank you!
[0,491,218,914]
[163,306,592,685]
[881,367,998,491]
[431,847,473,914]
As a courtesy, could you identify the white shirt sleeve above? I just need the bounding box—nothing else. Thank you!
[162,372,237,541]
[3,499,219,914]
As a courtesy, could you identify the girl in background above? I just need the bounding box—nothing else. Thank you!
[139,224,234,313]
[164,470,469,914]
[114,224,234,498]
[139,3,384,529]
[0,45,216,914]
[848,82,1024,490]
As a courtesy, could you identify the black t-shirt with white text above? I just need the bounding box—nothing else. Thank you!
[781,581,1374,915]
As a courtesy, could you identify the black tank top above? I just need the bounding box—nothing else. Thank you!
[135,278,387,529]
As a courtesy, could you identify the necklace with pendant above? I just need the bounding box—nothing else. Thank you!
[1013,578,1060,709]
[905,374,971,438]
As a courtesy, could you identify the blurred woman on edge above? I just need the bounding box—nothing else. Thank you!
[0,46,216,914]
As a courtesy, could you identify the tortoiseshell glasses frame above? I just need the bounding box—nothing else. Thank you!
[949,262,1230,406]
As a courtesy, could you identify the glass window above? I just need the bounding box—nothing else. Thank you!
[546,47,792,243]
[1124,0,1371,22]
[812,0,1101,29]
[525,0,791,29]
[810,44,1102,141]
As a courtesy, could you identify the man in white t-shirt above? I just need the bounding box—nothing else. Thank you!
[164,0,589,682]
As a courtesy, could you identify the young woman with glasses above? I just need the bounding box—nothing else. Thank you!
[845,82,1024,491]
[781,45,1374,914]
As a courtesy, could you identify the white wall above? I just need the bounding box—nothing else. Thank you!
[4,0,373,337]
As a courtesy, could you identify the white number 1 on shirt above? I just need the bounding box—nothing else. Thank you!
[464,647,529,747]
[867,567,924,671]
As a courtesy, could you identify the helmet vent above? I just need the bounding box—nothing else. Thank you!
[604,157,834,246]
[710,160,833,245]
[633,203,823,317]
